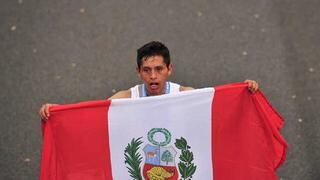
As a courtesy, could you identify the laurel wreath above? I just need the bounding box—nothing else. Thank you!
[124,137,143,180]
[175,137,197,180]
[148,128,171,146]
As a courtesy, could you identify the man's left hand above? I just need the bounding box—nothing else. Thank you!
[244,80,259,93]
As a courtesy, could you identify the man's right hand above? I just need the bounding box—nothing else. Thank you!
[39,104,58,120]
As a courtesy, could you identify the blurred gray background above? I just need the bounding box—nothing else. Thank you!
[1,0,319,179]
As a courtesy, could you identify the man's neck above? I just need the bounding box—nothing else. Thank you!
[141,82,170,97]
[146,89,166,96]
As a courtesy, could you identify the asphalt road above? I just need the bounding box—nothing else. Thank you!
[1,0,319,179]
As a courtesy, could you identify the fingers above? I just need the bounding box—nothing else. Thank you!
[254,82,259,91]
[39,104,48,120]
[244,79,259,93]
[39,104,55,120]
[45,104,50,120]
[39,105,45,120]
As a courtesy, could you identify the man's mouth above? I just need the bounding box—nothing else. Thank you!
[149,82,159,90]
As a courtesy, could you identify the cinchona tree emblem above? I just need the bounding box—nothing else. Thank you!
[124,128,197,180]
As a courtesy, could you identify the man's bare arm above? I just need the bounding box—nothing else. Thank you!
[180,80,259,93]
[108,90,131,100]
[39,90,131,120]
[180,86,195,91]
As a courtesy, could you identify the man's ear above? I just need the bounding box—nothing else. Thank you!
[168,64,173,76]
[136,67,141,78]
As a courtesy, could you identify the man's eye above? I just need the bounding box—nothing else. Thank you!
[156,67,163,72]
[143,68,150,72]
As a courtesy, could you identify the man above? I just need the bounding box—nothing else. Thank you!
[39,41,258,119]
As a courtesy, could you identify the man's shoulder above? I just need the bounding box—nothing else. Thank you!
[108,89,131,99]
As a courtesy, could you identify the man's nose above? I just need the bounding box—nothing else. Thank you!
[150,70,157,79]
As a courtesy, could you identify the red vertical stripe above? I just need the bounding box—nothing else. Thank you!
[40,100,113,180]
[212,83,288,180]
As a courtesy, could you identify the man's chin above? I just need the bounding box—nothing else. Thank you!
[150,92,159,96]
[148,89,161,96]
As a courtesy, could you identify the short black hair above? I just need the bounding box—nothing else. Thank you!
[136,41,171,69]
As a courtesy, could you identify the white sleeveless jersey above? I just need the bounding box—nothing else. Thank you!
[130,82,181,99]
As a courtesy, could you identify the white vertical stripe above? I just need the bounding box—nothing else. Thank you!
[108,88,214,179]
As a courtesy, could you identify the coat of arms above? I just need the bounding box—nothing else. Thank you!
[124,128,197,180]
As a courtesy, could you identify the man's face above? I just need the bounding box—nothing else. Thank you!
[137,55,172,96]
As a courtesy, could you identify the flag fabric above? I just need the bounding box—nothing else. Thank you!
[40,83,288,180]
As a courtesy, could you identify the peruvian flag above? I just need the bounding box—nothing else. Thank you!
[40,83,288,180]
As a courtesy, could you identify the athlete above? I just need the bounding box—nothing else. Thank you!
[39,41,259,120]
